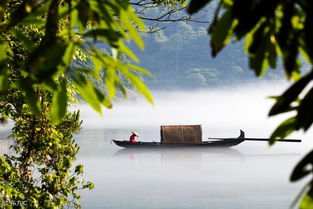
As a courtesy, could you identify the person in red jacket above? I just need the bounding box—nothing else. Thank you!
[130,131,139,143]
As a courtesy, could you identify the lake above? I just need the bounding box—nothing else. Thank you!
[1,82,312,209]
[76,128,305,209]
[74,82,311,209]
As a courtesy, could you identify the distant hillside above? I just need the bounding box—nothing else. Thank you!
[131,20,285,90]
[89,4,312,91]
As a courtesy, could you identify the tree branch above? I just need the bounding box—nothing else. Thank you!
[129,0,209,32]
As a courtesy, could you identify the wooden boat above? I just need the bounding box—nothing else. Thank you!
[112,130,301,149]
[113,130,246,148]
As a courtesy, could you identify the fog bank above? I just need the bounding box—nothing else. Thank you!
[78,81,310,144]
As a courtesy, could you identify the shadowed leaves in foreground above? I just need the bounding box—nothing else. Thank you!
[186,0,313,208]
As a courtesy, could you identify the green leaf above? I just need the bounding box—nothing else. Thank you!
[296,87,313,131]
[0,67,8,90]
[27,39,68,81]
[104,66,116,99]
[302,13,313,63]
[245,22,268,76]
[232,1,278,39]
[119,9,143,49]
[118,42,139,62]
[72,73,102,113]
[126,5,145,31]
[210,9,236,57]
[58,4,72,18]
[83,181,94,190]
[118,63,153,104]
[249,49,268,77]
[290,150,313,182]
[0,0,9,20]
[290,182,311,209]
[71,3,79,28]
[91,1,115,29]
[269,71,313,116]
[76,0,92,32]
[73,193,81,199]
[84,29,122,44]
[0,41,9,90]
[16,2,49,26]
[266,35,277,69]
[18,77,41,115]
[18,16,45,25]
[0,40,11,62]
[93,87,112,108]
[300,192,313,209]
[283,38,300,79]
[43,78,58,91]
[75,164,84,174]
[128,64,152,76]
[61,42,76,71]
[11,29,35,52]
[269,117,296,145]
[50,79,68,124]
[186,0,213,14]
[62,157,71,168]
[91,56,102,75]
[245,21,273,76]
[116,79,127,98]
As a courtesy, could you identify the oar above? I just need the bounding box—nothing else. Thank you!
[208,137,301,143]
[244,138,301,143]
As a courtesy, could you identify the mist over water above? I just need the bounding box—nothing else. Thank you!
[78,81,312,148]
[75,81,313,209]
[0,82,311,208]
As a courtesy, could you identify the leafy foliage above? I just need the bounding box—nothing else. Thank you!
[186,0,313,139]
[290,150,313,209]
[0,103,93,208]
[0,0,156,208]
[152,0,186,7]
[186,0,313,208]
[0,0,153,123]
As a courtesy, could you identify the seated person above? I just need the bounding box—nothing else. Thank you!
[130,131,139,143]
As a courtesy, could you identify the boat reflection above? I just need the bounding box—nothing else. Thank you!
[114,147,243,157]
[113,148,301,168]
[114,148,244,168]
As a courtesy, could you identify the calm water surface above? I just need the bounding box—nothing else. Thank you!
[76,128,305,209]
[1,83,311,209]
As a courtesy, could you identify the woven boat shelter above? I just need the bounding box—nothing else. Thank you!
[160,125,202,144]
